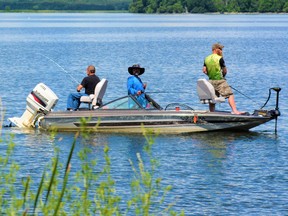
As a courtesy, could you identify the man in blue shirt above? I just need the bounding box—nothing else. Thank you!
[127,64,147,108]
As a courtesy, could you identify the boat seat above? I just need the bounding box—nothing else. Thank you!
[197,79,225,104]
[80,78,108,110]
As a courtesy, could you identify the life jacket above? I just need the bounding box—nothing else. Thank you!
[204,53,223,80]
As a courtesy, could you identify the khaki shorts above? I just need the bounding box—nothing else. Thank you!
[209,80,233,98]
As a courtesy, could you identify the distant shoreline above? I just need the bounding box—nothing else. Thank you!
[0,10,129,13]
[0,10,287,14]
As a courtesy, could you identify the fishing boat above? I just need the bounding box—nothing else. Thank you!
[8,79,281,134]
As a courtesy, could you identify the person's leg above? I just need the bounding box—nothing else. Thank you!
[209,103,215,112]
[228,95,244,114]
[213,80,244,114]
[67,93,86,110]
[73,96,81,110]
[67,93,74,110]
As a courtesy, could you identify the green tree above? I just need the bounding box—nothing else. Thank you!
[186,0,216,13]
[249,0,259,12]
[153,0,183,13]
[145,0,159,13]
[236,0,256,12]
[272,0,286,12]
[283,1,288,12]
[4,5,11,11]
[129,0,145,13]
[171,1,185,13]
[213,0,226,13]
[258,0,274,12]
[226,0,240,12]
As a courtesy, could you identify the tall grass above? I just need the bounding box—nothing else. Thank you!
[0,118,184,215]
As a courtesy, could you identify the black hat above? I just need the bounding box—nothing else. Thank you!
[128,64,145,75]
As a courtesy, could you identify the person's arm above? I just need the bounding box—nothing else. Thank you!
[127,77,137,95]
[127,76,143,95]
[77,84,83,92]
[77,77,86,92]
[220,58,227,77]
[203,62,208,75]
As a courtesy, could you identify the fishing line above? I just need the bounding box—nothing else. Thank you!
[229,86,262,107]
[39,53,79,84]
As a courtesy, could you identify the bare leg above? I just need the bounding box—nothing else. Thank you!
[228,95,244,114]
[209,103,215,112]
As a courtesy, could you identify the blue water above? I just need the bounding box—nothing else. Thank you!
[0,13,287,215]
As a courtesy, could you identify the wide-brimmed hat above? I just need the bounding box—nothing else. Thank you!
[128,64,145,75]
[212,43,224,51]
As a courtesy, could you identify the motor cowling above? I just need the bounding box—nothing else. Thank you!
[8,83,58,128]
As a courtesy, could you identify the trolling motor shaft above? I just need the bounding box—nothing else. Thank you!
[271,87,281,117]
[271,87,281,134]
[272,87,281,110]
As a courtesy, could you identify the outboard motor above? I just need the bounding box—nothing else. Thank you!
[8,83,58,128]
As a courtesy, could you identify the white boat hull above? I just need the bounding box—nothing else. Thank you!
[38,110,274,134]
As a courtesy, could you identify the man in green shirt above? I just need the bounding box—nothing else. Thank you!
[203,43,243,114]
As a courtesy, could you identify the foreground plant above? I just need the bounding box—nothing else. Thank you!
[0,119,184,215]
[0,133,21,215]
[127,127,184,216]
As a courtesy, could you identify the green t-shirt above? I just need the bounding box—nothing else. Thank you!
[204,53,223,80]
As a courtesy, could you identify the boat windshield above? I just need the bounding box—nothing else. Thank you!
[99,95,162,110]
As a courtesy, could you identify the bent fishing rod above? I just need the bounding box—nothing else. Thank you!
[39,53,79,85]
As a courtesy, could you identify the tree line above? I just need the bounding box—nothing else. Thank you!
[1,0,288,13]
[0,0,130,11]
[129,0,288,13]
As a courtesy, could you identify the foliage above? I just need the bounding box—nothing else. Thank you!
[284,2,288,12]
[129,0,288,13]
[0,119,184,215]
[1,0,287,13]
[128,127,185,215]
[0,0,130,11]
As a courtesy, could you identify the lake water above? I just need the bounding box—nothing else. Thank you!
[0,13,287,215]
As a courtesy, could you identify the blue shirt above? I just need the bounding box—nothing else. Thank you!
[127,75,147,108]
[127,75,145,95]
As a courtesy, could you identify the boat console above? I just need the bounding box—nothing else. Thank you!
[8,83,58,128]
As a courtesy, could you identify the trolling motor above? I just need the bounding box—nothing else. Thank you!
[253,87,281,133]
[254,87,281,115]
[271,87,281,134]
[271,87,281,116]
[8,83,58,128]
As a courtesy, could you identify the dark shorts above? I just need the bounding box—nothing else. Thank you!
[209,80,233,98]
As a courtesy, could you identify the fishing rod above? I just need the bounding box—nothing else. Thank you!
[146,91,192,94]
[39,53,79,85]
